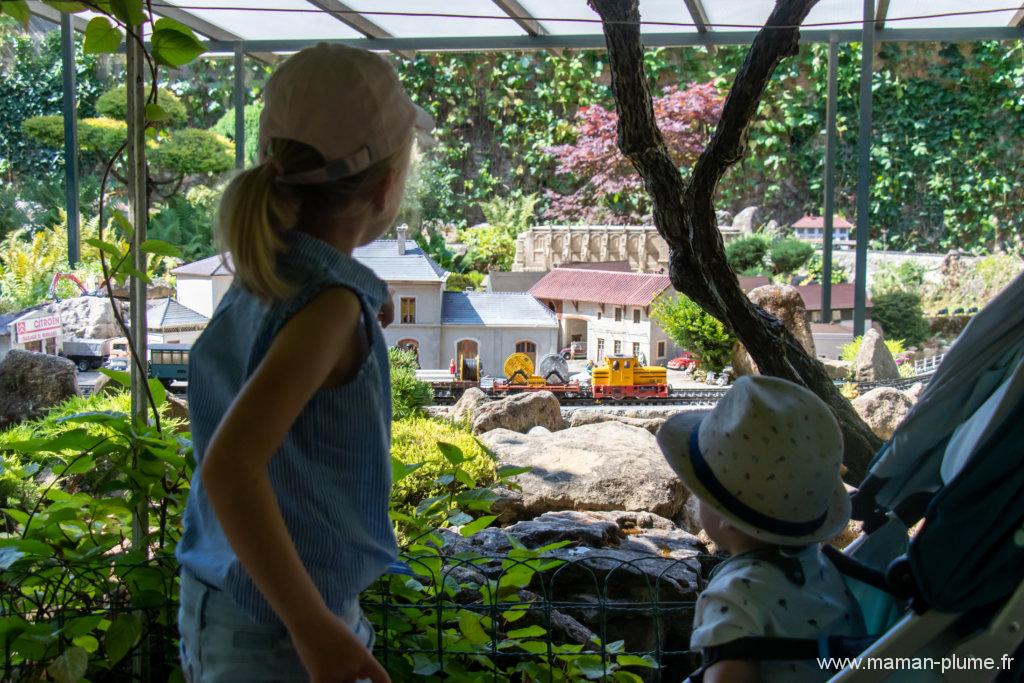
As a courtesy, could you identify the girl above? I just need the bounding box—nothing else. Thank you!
[176,43,432,683]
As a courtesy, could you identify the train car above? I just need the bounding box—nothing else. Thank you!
[491,352,584,398]
[590,354,670,399]
[149,343,191,388]
[428,354,484,399]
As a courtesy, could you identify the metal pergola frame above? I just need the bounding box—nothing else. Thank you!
[37,1,1024,343]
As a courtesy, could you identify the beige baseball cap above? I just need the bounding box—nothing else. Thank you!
[258,42,434,185]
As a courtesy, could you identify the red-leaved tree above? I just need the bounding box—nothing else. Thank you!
[545,82,724,223]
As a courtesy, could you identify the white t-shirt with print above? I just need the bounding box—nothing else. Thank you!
[690,545,866,682]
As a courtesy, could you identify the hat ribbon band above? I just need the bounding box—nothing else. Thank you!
[689,425,828,538]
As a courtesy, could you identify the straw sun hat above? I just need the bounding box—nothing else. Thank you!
[657,375,851,546]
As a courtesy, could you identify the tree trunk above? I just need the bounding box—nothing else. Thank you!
[587,0,881,483]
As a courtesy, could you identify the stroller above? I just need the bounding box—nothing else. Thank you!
[696,272,1024,682]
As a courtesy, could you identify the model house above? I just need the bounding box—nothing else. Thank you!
[172,228,557,372]
[791,215,855,247]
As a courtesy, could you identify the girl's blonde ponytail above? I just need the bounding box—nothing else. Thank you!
[218,161,299,302]
[217,136,412,303]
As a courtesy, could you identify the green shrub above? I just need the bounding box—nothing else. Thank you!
[802,254,849,285]
[212,102,263,167]
[95,85,188,125]
[149,128,234,176]
[390,417,495,508]
[840,336,906,362]
[871,260,926,297]
[389,347,433,419]
[651,294,735,371]
[872,290,930,346]
[446,271,485,291]
[725,234,771,273]
[770,238,815,276]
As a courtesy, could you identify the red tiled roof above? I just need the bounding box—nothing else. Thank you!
[793,283,872,311]
[530,268,671,307]
[811,322,854,334]
[559,260,633,272]
[792,215,854,229]
[738,276,771,292]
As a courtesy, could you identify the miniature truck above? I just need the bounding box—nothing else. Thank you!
[60,338,114,372]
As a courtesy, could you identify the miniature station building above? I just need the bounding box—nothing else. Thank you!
[791,215,855,248]
[171,230,557,373]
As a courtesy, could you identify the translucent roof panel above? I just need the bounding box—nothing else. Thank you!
[518,0,699,36]
[344,0,528,38]
[802,0,865,31]
[701,1,774,32]
[885,0,1022,29]
[159,0,364,41]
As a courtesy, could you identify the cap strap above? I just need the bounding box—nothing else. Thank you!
[689,424,828,538]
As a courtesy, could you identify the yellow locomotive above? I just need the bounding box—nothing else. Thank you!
[591,355,670,399]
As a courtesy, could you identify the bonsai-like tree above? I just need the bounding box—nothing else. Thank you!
[23,84,233,203]
[588,0,881,481]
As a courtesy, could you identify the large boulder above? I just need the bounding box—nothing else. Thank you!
[821,357,852,381]
[853,328,899,382]
[451,387,490,424]
[472,391,564,434]
[478,421,687,521]
[733,206,761,235]
[568,410,665,434]
[438,510,704,680]
[732,285,816,376]
[45,296,122,339]
[0,350,79,429]
[852,387,914,440]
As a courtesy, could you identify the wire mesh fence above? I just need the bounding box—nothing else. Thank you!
[2,550,716,682]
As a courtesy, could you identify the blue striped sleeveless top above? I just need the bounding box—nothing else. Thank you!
[176,230,397,624]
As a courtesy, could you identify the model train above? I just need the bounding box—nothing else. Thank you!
[430,351,671,402]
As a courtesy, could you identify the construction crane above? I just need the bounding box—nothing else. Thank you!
[46,272,91,302]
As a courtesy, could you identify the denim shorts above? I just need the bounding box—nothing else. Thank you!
[177,570,374,682]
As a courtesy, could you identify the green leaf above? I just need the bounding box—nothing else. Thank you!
[109,0,144,26]
[145,103,171,123]
[613,671,646,683]
[140,239,183,258]
[99,367,132,388]
[110,210,134,240]
[437,441,466,465]
[2,508,29,526]
[61,455,96,477]
[152,27,205,68]
[47,646,88,683]
[459,514,496,537]
[105,613,142,665]
[154,16,198,38]
[147,378,168,407]
[42,2,88,11]
[616,654,656,668]
[507,625,546,639]
[390,457,423,485]
[457,611,490,646]
[84,16,123,54]
[497,465,532,478]
[1,1,30,26]
[572,654,609,680]
[412,653,441,676]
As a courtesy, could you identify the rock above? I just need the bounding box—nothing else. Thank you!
[733,206,761,235]
[166,395,190,432]
[852,387,914,440]
[0,350,79,429]
[527,425,551,435]
[715,209,733,225]
[904,382,925,402]
[451,387,490,424]
[109,279,175,300]
[763,218,787,239]
[472,391,565,434]
[732,285,816,376]
[568,410,665,434]
[821,357,852,381]
[45,296,122,339]
[437,510,704,676]
[853,329,899,382]
[479,422,688,521]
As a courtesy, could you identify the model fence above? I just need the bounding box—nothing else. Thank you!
[2,551,715,682]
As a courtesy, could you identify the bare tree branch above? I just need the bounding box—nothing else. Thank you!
[588,0,881,482]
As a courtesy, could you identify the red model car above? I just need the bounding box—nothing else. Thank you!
[667,352,699,370]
